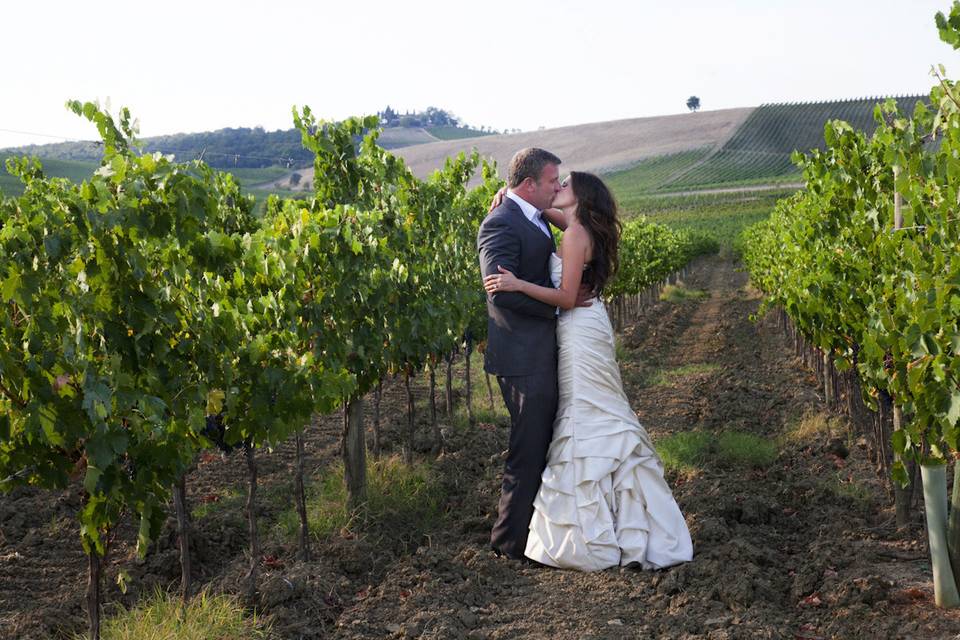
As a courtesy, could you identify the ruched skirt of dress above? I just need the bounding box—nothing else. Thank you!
[524,254,693,571]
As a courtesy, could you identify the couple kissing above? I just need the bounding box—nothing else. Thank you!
[477,147,693,571]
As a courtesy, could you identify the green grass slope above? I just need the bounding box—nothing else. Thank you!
[661,95,927,190]
[1,123,485,172]
[377,127,439,149]
[603,148,712,199]
[0,154,293,200]
[424,126,492,140]
[0,154,99,197]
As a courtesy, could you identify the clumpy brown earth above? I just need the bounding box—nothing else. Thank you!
[3,254,960,639]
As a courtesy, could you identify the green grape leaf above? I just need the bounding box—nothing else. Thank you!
[83,466,102,494]
[947,389,960,427]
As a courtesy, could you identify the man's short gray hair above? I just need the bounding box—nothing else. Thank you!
[508,148,561,189]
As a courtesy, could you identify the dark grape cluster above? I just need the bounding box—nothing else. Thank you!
[201,413,243,454]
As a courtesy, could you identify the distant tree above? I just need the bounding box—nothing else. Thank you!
[421,106,460,127]
[687,96,701,112]
[289,171,302,187]
[378,105,398,127]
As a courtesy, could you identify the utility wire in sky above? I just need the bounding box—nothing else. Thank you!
[0,127,94,142]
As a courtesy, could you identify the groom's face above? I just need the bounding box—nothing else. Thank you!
[528,163,561,210]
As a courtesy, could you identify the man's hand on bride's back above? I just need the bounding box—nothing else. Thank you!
[575,284,595,307]
[489,186,508,212]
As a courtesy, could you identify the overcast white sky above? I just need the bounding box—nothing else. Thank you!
[1,0,955,149]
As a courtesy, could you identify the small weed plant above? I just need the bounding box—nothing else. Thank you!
[279,455,447,551]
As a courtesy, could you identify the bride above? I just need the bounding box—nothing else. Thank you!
[483,171,693,571]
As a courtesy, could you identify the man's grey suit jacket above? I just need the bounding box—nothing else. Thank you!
[477,198,558,377]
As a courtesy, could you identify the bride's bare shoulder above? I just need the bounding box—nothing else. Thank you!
[563,222,592,248]
[560,222,592,260]
[561,222,592,260]
[563,220,587,237]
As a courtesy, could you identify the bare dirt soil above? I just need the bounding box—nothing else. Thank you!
[2,255,960,639]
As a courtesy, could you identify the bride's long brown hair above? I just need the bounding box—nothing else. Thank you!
[570,171,620,294]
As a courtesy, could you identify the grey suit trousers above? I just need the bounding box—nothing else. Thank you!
[490,371,559,559]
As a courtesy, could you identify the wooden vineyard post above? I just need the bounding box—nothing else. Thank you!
[294,430,310,561]
[372,381,383,457]
[429,362,441,453]
[464,337,475,425]
[893,400,912,528]
[86,549,103,640]
[891,169,912,528]
[172,473,192,601]
[878,390,894,476]
[343,395,367,508]
[816,347,824,389]
[404,372,415,465]
[445,352,455,415]
[244,444,260,602]
[823,351,834,410]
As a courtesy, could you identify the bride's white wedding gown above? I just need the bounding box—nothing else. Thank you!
[524,253,693,571]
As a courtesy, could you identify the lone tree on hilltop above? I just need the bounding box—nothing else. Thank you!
[687,96,701,112]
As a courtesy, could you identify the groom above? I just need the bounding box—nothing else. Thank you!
[477,147,564,560]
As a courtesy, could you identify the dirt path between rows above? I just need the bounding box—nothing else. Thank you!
[335,256,960,640]
[3,255,960,639]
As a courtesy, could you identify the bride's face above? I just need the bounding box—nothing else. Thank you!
[553,175,577,209]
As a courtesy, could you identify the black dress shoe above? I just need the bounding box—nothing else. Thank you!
[519,555,551,568]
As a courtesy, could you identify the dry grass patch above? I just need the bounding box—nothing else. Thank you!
[660,284,708,303]
[784,410,847,444]
[821,472,874,513]
[277,454,447,551]
[91,588,272,640]
[647,363,720,386]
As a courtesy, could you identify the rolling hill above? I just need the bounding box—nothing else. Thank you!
[1,96,929,200]
[0,124,491,170]
[389,96,926,193]
[393,108,755,182]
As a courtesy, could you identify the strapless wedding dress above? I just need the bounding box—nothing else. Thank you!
[524,253,693,571]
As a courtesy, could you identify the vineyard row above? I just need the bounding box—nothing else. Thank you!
[0,101,716,637]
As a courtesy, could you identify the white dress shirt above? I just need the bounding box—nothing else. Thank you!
[506,189,560,315]
[506,190,552,238]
